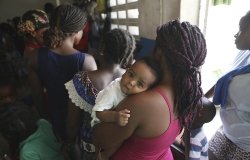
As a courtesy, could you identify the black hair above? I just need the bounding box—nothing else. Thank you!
[0,102,37,144]
[156,20,207,129]
[43,4,87,48]
[44,2,55,14]
[192,97,216,129]
[239,10,250,31]
[103,28,136,68]
[137,57,162,88]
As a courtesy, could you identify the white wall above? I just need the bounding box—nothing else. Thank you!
[138,0,200,40]
[139,0,181,39]
[180,0,200,25]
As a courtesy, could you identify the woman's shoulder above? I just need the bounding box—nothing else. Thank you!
[120,86,172,109]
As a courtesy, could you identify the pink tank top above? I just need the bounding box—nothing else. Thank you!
[111,89,181,160]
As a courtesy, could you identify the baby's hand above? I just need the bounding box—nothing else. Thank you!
[117,109,130,126]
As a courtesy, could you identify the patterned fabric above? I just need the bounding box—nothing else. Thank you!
[18,9,49,35]
[189,128,208,160]
[65,71,98,160]
[209,127,250,160]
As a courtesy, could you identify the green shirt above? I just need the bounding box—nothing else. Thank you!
[19,119,64,160]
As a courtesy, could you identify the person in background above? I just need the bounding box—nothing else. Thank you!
[208,10,250,160]
[18,9,49,58]
[181,97,216,160]
[27,4,97,140]
[205,11,250,98]
[64,28,136,160]
[93,19,207,160]
[0,102,64,160]
[44,2,55,19]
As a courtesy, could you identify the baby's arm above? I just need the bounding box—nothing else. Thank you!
[96,109,130,126]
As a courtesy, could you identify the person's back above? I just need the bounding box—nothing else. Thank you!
[64,28,136,160]
[28,4,97,140]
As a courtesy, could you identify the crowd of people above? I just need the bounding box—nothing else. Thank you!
[0,1,250,160]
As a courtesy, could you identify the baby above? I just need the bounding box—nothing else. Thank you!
[91,56,162,127]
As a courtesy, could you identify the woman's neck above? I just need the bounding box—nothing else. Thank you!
[50,40,76,55]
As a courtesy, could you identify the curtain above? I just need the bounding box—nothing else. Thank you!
[212,0,231,6]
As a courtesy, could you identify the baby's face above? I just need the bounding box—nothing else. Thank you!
[120,60,156,95]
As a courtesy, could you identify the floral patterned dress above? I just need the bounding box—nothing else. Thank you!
[65,71,98,160]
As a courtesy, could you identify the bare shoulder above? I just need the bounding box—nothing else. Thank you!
[116,88,170,116]
[83,53,97,71]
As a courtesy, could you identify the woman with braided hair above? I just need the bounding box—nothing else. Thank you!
[27,4,97,140]
[64,28,136,160]
[18,9,49,61]
[93,19,207,160]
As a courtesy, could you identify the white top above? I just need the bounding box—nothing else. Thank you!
[91,78,126,127]
[220,73,250,152]
[230,50,250,69]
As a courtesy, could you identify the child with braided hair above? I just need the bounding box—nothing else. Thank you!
[28,4,97,140]
[64,28,136,160]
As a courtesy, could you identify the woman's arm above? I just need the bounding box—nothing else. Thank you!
[64,101,83,160]
[93,95,141,149]
[96,109,130,126]
[93,89,169,152]
[26,49,45,117]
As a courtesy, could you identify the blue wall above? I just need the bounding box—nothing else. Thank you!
[135,37,155,60]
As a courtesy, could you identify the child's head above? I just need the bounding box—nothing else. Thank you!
[103,28,136,69]
[0,102,38,144]
[191,97,216,129]
[18,9,49,45]
[120,57,161,95]
[235,10,250,50]
[0,79,17,105]
[44,4,87,48]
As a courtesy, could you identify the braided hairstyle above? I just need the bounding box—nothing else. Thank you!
[103,28,136,68]
[0,102,37,144]
[43,4,87,48]
[239,10,250,30]
[156,20,207,129]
